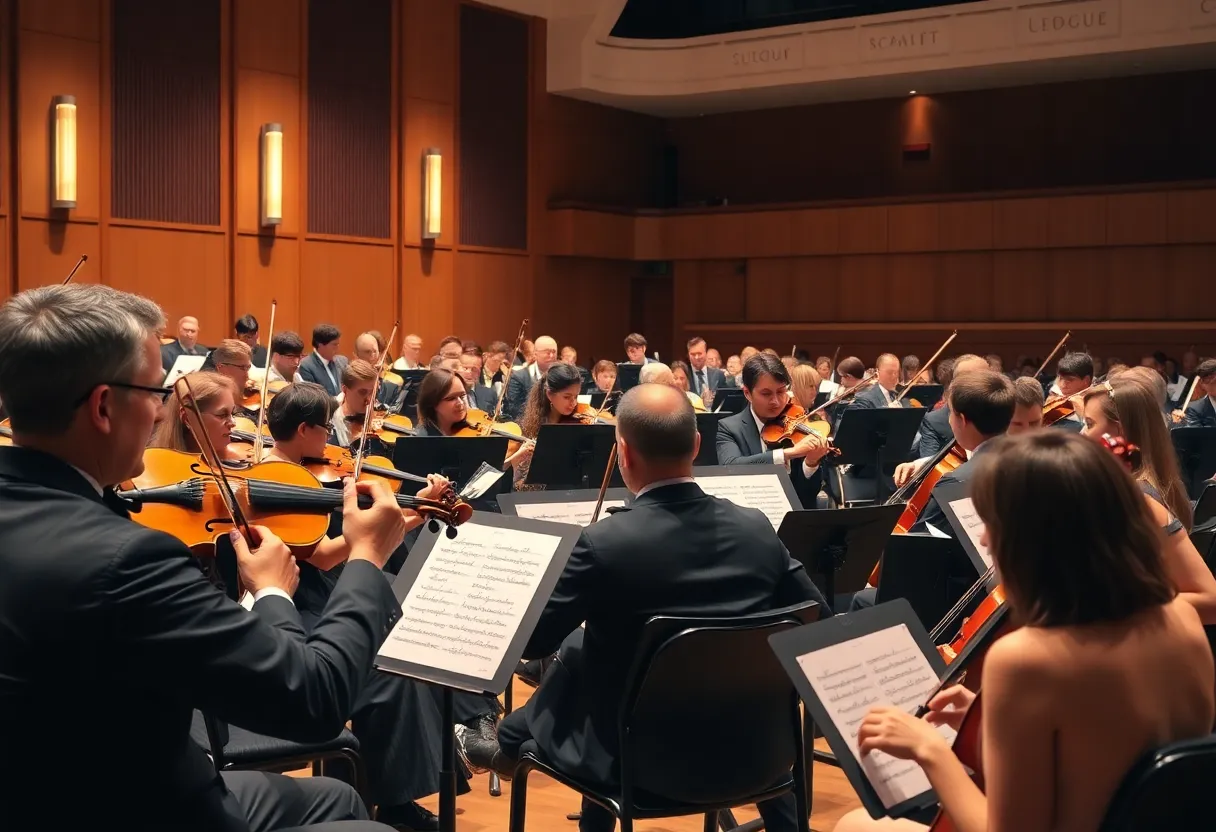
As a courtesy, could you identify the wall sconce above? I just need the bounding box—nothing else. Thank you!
[422,148,442,240]
[260,123,283,227]
[51,95,77,209]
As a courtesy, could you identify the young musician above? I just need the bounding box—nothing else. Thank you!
[716,353,832,509]
[914,354,989,459]
[591,359,617,394]
[1047,351,1094,433]
[207,339,256,406]
[149,371,242,461]
[249,330,306,385]
[234,313,267,367]
[512,362,585,490]
[414,368,471,437]
[789,363,821,410]
[465,383,832,832]
[300,324,347,397]
[837,431,1215,832]
[328,359,387,452]
[0,284,403,831]
[1009,376,1045,434]
[481,340,510,394]
[1082,374,1216,623]
[1175,358,1216,427]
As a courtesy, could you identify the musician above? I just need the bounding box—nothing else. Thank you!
[502,335,558,421]
[465,383,832,832]
[725,353,743,384]
[1176,359,1216,427]
[663,361,708,411]
[900,355,920,386]
[149,371,241,460]
[560,345,581,368]
[0,284,406,831]
[1082,375,1216,623]
[511,362,585,490]
[716,353,831,509]
[327,360,387,454]
[789,363,821,410]
[591,359,617,394]
[206,339,258,415]
[915,354,989,458]
[456,352,497,411]
[624,332,656,365]
[435,336,464,362]
[262,382,487,829]
[1047,351,1094,433]
[235,313,268,367]
[851,353,903,409]
[352,331,401,409]
[1009,376,1046,433]
[300,324,347,397]
[250,330,306,386]
[481,340,510,394]
[392,333,424,371]
[687,336,726,398]
[415,369,528,481]
[705,347,724,370]
[836,432,1215,832]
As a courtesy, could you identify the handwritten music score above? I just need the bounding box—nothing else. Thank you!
[947,496,992,568]
[378,522,563,682]
[513,500,626,526]
[695,474,793,531]
[797,624,954,809]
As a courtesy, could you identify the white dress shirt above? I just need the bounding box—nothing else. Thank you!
[635,476,696,499]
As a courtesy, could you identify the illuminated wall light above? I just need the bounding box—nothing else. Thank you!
[52,95,77,209]
[423,148,442,240]
[260,123,283,227]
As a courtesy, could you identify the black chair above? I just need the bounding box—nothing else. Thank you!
[508,602,818,832]
[1098,734,1216,831]
[193,711,369,808]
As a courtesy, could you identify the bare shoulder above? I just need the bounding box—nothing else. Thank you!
[983,628,1058,686]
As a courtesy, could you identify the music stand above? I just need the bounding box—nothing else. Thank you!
[615,362,643,392]
[933,481,994,574]
[903,384,944,410]
[1171,427,1216,500]
[874,535,976,633]
[395,368,429,421]
[713,388,747,415]
[391,436,509,503]
[376,514,580,832]
[777,503,905,603]
[694,412,728,465]
[526,424,622,489]
[498,487,632,524]
[832,408,925,504]
[1195,481,1216,527]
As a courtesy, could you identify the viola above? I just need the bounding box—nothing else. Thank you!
[760,401,835,450]
[925,693,986,832]
[361,412,416,444]
[119,449,472,557]
[453,409,526,456]
[240,379,286,412]
[0,418,11,446]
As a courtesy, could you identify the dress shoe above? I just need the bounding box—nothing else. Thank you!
[376,801,440,832]
[459,723,516,781]
[515,654,555,688]
[455,711,499,774]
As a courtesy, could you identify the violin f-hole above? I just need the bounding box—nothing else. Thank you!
[204,516,235,534]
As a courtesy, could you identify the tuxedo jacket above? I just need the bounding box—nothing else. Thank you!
[160,339,206,372]
[715,407,822,508]
[503,365,537,422]
[689,365,726,397]
[917,405,953,458]
[519,482,827,786]
[299,352,349,396]
[0,446,400,830]
[1184,397,1216,428]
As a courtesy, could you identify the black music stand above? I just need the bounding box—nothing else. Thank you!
[391,436,509,504]
[586,390,621,413]
[903,384,944,410]
[1171,427,1216,500]
[526,424,622,489]
[713,388,747,414]
[833,408,925,504]
[376,515,580,832]
[874,535,976,633]
[615,362,643,392]
[395,369,429,421]
[777,503,904,603]
[694,412,728,466]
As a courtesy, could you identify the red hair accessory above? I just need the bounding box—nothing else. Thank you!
[1099,433,1142,472]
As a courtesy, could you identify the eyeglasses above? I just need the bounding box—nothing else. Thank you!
[74,382,174,407]
[218,362,253,372]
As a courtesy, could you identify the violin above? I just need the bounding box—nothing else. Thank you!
[356,412,416,444]
[240,379,286,412]
[118,449,473,557]
[0,418,11,446]
[760,401,834,450]
[562,402,616,426]
[454,408,525,456]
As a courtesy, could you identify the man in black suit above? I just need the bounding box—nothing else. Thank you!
[466,382,830,832]
[0,284,406,832]
[1047,352,1093,434]
[300,323,348,397]
[236,313,269,368]
[160,314,206,371]
[914,355,989,458]
[716,353,833,508]
[1179,359,1216,427]
[456,351,498,411]
[686,336,726,400]
[503,335,558,421]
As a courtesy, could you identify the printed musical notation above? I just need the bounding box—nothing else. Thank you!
[947,496,992,568]
[695,474,793,531]
[514,500,625,526]
[378,522,562,682]
[797,624,954,809]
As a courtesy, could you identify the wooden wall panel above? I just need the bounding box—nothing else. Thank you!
[534,257,636,365]
[453,251,531,347]
[0,218,7,300]
[299,239,394,346]
[235,69,300,235]
[401,246,454,349]
[234,235,300,335]
[16,219,100,289]
[402,97,455,248]
[107,227,226,342]
[235,0,300,76]
[402,0,455,105]
[18,0,100,41]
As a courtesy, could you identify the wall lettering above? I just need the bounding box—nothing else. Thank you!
[1017,0,1119,45]
[722,37,803,75]
[860,24,949,61]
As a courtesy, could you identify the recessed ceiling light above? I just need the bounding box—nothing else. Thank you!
[909,90,918,95]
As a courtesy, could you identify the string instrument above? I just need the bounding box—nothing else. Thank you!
[1033,329,1071,380]
[456,408,526,455]
[119,450,472,555]
[925,693,986,832]
[62,254,88,284]
[1041,380,1105,427]
[240,379,286,412]
[563,402,616,426]
[895,330,958,406]
[342,409,416,445]
[0,419,11,446]
[1172,374,1204,423]
[761,371,878,449]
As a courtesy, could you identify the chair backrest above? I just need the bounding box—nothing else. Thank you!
[617,601,819,805]
[1099,734,1216,831]
[1195,481,1216,527]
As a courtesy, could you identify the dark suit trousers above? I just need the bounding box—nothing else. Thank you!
[222,770,390,831]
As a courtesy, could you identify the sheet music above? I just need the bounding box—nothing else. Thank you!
[797,624,955,810]
[695,473,793,531]
[379,521,563,682]
[947,496,992,568]
[513,500,625,526]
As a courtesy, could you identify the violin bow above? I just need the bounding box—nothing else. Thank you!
[175,374,257,543]
[829,345,841,383]
[1182,373,1202,407]
[1034,330,1071,380]
[252,299,278,463]
[589,443,617,525]
[486,318,528,433]
[895,330,958,403]
[806,369,878,419]
[61,254,88,284]
[592,366,619,423]
[352,321,398,481]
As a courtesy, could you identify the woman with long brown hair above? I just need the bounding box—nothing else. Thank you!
[149,371,242,460]
[414,367,469,437]
[1081,372,1216,622]
[512,362,583,490]
[836,431,1214,832]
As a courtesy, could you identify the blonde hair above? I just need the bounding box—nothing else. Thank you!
[1084,375,1192,529]
[341,358,378,388]
[789,363,821,408]
[211,338,251,367]
[150,372,237,453]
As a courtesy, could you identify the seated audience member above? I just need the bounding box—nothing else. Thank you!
[836,431,1215,832]
[465,383,831,832]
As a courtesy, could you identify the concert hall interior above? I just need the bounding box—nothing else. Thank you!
[1,1,1216,831]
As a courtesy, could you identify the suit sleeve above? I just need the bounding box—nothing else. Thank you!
[503,373,528,422]
[298,359,320,387]
[102,533,399,742]
[918,415,946,458]
[524,530,597,659]
[1184,400,1209,428]
[715,420,777,466]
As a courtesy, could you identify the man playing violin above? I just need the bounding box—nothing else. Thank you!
[0,283,406,832]
[716,353,832,509]
[262,381,493,831]
[329,359,390,454]
[1047,351,1094,433]
[206,338,259,417]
